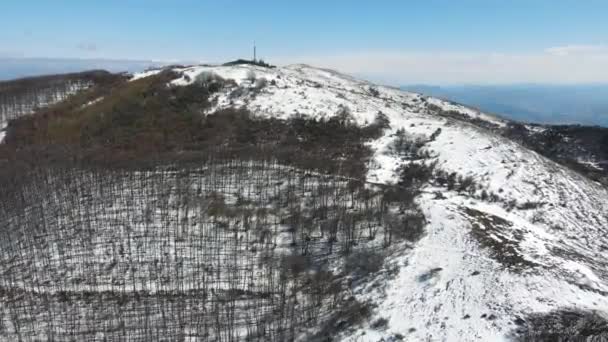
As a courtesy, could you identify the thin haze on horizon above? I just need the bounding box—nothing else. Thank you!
[1,0,608,84]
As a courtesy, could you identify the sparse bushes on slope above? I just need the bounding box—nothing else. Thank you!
[502,123,608,185]
[512,309,608,342]
[312,297,374,341]
[368,87,380,97]
[363,111,391,139]
[426,103,500,131]
[457,175,477,193]
[382,161,435,207]
[429,128,442,141]
[379,161,434,245]
[397,162,436,190]
[388,129,430,159]
[391,210,426,242]
[344,249,385,278]
[434,170,478,194]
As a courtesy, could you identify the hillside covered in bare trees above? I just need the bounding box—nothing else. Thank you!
[0,69,432,341]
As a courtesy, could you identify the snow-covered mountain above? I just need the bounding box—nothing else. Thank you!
[1,63,607,341]
[165,64,608,340]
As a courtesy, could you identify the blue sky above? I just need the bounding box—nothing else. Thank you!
[2,0,608,84]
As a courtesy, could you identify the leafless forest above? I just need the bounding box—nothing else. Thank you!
[0,152,427,341]
[0,71,121,125]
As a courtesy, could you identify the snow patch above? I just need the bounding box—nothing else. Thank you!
[130,69,163,81]
[80,96,104,109]
[0,121,6,144]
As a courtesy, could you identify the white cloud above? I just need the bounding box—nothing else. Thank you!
[274,47,608,85]
[545,44,608,56]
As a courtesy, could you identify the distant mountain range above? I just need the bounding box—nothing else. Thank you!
[0,57,166,81]
[402,84,608,127]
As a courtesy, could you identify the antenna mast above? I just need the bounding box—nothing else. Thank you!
[253,41,257,62]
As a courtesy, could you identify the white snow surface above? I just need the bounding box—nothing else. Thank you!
[132,64,608,340]
[130,68,163,81]
[0,121,6,144]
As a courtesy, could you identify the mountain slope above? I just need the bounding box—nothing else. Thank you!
[162,64,608,340]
